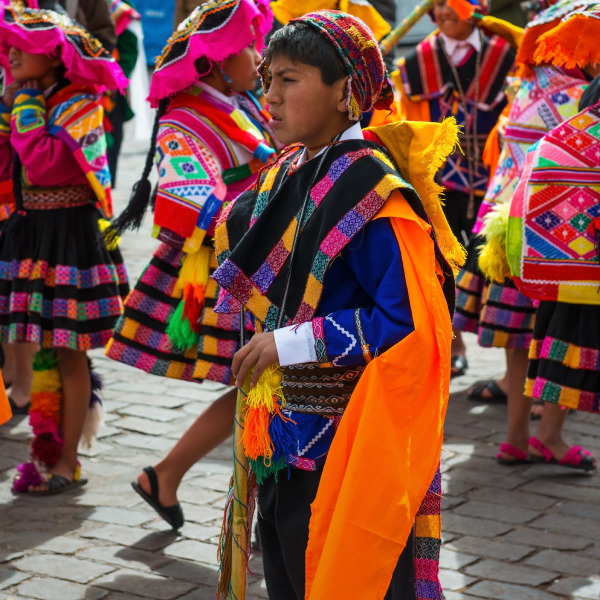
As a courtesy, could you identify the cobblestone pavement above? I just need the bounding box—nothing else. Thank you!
[0,126,599,600]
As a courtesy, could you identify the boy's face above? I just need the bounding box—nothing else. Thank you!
[265,54,350,148]
[8,47,60,83]
[433,0,475,41]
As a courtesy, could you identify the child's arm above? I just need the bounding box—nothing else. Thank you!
[10,88,89,188]
[276,217,414,368]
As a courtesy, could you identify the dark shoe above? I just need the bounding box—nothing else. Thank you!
[468,380,507,403]
[450,355,468,378]
[8,397,30,415]
[131,466,184,530]
[29,473,87,496]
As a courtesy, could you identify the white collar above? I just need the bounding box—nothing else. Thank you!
[440,28,481,57]
[194,81,239,108]
[298,121,364,165]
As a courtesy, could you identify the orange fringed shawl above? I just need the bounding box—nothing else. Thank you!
[305,184,453,598]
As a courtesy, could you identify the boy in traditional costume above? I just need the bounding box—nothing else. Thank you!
[105,0,278,529]
[213,11,461,600]
[475,0,598,468]
[0,1,129,494]
[394,0,516,377]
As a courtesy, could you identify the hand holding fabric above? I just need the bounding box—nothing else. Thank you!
[232,331,278,388]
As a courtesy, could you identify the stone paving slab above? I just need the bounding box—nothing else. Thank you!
[1,126,599,600]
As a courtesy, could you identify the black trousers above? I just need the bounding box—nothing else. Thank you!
[442,190,484,247]
[257,468,416,600]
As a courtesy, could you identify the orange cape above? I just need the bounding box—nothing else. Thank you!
[305,187,453,598]
[0,370,11,425]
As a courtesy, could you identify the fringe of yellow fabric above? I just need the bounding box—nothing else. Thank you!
[478,201,511,283]
[533,14,600,69]
[366,119,466,275]
[419,118,468,273]
[98,218,120,251]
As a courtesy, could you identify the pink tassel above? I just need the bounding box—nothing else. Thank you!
[13,462,42,493]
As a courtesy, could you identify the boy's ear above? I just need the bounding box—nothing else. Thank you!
[335,75,349,114]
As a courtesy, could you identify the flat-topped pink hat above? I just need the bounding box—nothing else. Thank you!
[0,1,128,92]
[148,0,273,107]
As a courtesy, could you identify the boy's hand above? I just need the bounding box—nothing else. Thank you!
[1,81,20,110]
[232,331,279,389]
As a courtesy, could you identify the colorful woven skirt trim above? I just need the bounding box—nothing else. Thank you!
[526,300,600,413]
[0,205,129,351]
[478,279,536,349]
[106,242,245,385]
[454,269,485,333]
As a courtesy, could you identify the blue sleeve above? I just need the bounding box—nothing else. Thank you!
[312,217,414,366]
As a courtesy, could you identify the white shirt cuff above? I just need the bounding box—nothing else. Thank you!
[273,322,317,366]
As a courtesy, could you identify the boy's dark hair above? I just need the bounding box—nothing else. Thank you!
[265,21,347,85]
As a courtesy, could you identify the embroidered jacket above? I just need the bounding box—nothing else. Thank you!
[152,84,277,253]
[0,79,113,216]
[397,32,515,196]
[475,65,588,232]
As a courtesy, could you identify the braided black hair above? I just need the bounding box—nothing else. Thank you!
[3,153,27,259]
[105,97,169,244]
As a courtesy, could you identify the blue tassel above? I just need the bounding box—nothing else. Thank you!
[269,408,299,464]
[253,143,276,164]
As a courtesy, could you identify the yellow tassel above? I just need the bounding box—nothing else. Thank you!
[30,369,62,395]
[245,364,285,412]
[98,218,120,251]
[478,202,511,283]
[173,246,212,300]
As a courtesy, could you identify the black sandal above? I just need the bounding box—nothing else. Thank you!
[468,380,507,403]
[131,466,184,530]
[29,473,87,496]
[8,397,30,415]
[450,355,468,378]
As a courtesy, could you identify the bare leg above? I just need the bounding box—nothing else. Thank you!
[7,343,37,407]
[1,343,16,384]
[29,348,90,491]
[137,387,237,506]
[530,403,570,460]
[499,348,531,461]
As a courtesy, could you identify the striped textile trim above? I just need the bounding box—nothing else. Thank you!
[2,322,114,351]
[106,242,240,385]
[529,336,600,371]
[453,270,484,333]
[414,467,444,600]
[477,281,535,349]
[525,377,600,413]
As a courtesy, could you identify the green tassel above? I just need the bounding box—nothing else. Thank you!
[32,349,59,372]
[249,455,287,485]
[165,300,199,351]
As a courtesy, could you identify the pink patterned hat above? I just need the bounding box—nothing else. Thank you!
[0,2,128,92]
[148,0,272,107]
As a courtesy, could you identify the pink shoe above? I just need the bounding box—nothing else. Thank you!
[529,436,597,472]
[496,443,530,465]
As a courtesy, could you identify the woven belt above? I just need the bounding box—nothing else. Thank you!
[282,364,365,415]
[22,185,92,210]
